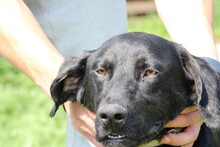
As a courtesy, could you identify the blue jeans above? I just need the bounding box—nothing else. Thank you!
[203,57,220,72]
[66,117,92,147]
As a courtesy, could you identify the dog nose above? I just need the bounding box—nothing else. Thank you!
[97,104,127,127]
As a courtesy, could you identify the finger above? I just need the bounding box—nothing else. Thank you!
[69,102,96,119]
[64,102,101,146]
[65,101,96,134]
[74,119,103,147]
[65,102,96,124]
[161,121,203,146]
[71,102,96,123]
[75,124,102,147]
[86,134,103,147]
[75,121,94,135]
[70,106,103,147]
[180,106,198,114]
[73,104,96,130]
[64,101,95,119]
[182,143,194,147]
[165,110,202,128]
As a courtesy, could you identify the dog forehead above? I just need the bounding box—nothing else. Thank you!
[89,33,179,67]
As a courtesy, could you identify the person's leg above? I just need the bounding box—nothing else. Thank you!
[66,117,92,146]
[62,1,128,146]
[203,57,220,72]
[26,0,127,146]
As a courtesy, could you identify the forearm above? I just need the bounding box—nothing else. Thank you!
[0,0,64,96]
[155,0,218,60]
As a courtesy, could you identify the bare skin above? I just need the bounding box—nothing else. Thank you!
[155,0,217,60]
[161,106,203,146]
[155,0,218,146]
[0,0,217,146]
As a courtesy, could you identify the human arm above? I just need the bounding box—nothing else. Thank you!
[0,0,64,95]
[0,0,101,146]
[155,0,218,146]
[155,0,218,60]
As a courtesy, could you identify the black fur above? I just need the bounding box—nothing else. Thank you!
[50,32,220,146]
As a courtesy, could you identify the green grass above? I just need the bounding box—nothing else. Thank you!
[0,1,219,146]
[214,0,220,42]
[0,58,65,147]
[128,13,170,39]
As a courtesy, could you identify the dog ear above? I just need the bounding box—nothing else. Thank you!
[178,45,220,128]
[49,55,88,117]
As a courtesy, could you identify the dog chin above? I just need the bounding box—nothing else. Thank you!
[102,138,138,147]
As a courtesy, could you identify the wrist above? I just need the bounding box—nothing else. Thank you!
[34,53,64,97]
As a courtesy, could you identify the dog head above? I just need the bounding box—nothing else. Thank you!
[50,32,220,146]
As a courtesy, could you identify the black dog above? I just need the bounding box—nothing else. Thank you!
[50,32,220,147]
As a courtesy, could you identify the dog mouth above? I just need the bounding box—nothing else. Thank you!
[101,131,161,146]
[101,125,163,145]
[103,132,128,143]
[107,133,125,140]
[102,132,137,147]
[100,121,182,146]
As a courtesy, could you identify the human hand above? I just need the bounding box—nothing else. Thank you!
[64,102,203,147]
[64,101,103,147]
[161,106,203,147]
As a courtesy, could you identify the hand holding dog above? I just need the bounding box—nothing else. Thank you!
[64,101,103,147]
[65,101,202,147]
[161,106,203,147]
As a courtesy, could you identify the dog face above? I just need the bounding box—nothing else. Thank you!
[50,33,220,146]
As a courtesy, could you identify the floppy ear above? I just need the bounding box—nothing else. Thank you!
[49,55,88,117]
[178,46,220,128]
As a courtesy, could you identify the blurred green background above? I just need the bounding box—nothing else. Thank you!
[0,1,219,146]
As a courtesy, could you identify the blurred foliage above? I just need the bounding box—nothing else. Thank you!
[0,1,219,146]
[128,13,170,39]
[214,0,220,42]
[0,58,66,147]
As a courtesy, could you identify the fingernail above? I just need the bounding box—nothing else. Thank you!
[161,136,171,144]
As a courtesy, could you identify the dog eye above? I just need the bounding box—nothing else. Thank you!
[96,69,107,76]
[144,69,158,77]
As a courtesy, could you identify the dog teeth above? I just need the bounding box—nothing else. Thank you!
[108,135,125,139]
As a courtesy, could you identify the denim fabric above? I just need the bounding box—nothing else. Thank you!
[66,117,92,147]
[24,0,127,146]
[203,57,220,72]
